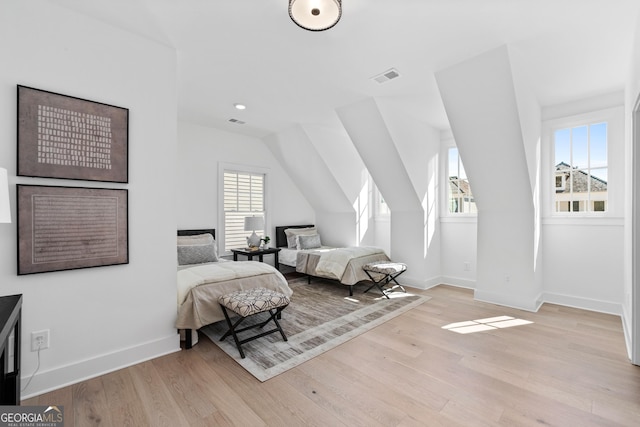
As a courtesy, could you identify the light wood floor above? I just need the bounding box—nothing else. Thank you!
[24,284,640,426]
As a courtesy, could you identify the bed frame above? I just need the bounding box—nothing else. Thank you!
[275,224,392,297]
[276,224,353,291]
[177,228,215,349]
[178,228,215,239]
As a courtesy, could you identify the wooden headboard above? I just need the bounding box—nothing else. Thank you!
[178,229,215,239]
[275,225,314,248]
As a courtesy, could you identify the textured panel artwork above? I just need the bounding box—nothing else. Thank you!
[17,185,128,275]
[17,85,128,183]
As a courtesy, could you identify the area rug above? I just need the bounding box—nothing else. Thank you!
[200,277,431,381]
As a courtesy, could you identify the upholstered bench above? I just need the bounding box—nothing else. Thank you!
[362,261,407,299]
[218,287,290,359]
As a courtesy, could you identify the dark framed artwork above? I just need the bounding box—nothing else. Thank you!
[17,85,128,183]
[17,185,128,275]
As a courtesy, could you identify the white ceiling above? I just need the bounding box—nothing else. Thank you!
[52,0,640,138]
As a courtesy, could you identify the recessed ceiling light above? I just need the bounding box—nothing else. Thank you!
[234,103,246,110]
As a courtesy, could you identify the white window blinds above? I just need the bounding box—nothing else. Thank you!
[223,170,265,251]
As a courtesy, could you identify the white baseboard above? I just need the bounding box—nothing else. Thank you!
[439,278,621,315]
[474,289,543,312]
[438,276,476,290]
[401,274,443,290]
[542,291,622,316]
[621,303,633,361]
[21,334,180,400]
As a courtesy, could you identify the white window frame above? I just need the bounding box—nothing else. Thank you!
[543,105,622,220]
[444,145,477,217]
[552,121,608,214]
[374,185,390,219]
[218,162,270,256]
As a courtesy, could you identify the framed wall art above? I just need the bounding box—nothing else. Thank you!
[17,85,128,183]
[17,184,128,275]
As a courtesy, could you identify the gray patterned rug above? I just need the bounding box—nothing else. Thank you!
[201,276,431,381]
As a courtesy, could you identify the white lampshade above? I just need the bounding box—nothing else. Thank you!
[0,168,10,224]
[289,0,342,31]
[244,216,264,232]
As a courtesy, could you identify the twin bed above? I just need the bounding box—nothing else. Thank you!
[176,225,391,348]
[275,225,391,296]
[176,229,291,348]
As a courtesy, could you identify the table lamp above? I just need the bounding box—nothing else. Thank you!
[244,216,264,248]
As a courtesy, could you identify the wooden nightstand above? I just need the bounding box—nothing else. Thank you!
[231,247,282,270]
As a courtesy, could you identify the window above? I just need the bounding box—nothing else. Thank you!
[223,170,265,252]
[374,186,390,217]
[553,122,607,213]
[447,147,476,214]
[378,194,390,216]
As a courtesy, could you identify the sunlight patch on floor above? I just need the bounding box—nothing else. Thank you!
[373,292,416,301]
[442,315,533,334]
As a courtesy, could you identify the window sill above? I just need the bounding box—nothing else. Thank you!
[441,215,478,224]
[542,216,624,226]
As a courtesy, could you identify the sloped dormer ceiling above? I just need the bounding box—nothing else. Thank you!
[436,46,539,310]
[50,0,640,138]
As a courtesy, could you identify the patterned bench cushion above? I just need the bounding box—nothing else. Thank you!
[219,287,290,317]
[363,262,407,275]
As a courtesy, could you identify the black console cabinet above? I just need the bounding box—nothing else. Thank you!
[0,294,22,405]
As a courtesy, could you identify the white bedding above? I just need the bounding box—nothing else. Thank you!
[296,246,390,285]
[279,247,299,267]
[177,261,283,305]
[279,246,334,267]
[315,247,384,280]
[176,260,292,331]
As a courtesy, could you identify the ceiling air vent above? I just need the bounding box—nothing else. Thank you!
[228,118,246,125]
[372,68,400,84]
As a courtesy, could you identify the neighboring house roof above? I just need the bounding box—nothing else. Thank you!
[555,162,607,193]
[449,176,472,196]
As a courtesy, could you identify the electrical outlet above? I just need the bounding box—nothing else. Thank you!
[31,330,50,351]
[463,262,470,271]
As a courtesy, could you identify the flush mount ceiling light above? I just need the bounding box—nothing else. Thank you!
[234,103,246,110]
[289,0,342,31]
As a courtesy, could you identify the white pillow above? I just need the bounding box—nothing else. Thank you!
[284,227,317,248]
[177,233,213,245]
[296,233,322,250]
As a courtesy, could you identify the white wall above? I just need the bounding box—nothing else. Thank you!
[0,1,179,398]
[337,98,433,287]
[435,46,627,315]
[440,218,477,288]
[377,98,442,286]
[438,134,478,288]
[541,220,624,314]
[178,121,315,249]
[624,9,640,363]
[541,102,625,314]
[436,46,539,311]
[510,45,544,302]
